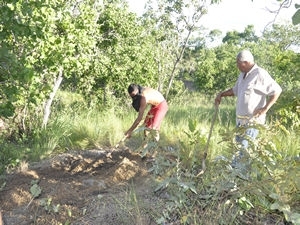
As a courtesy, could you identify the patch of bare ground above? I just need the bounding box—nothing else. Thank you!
[0,148,165,225]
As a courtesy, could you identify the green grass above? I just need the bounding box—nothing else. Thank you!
[0,90,299,224]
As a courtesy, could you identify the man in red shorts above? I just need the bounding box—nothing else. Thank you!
[125,84,168,142]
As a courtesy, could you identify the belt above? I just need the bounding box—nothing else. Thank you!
[237,115,250,119]
[236,115,251,126]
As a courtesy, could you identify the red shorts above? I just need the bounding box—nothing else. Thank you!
[144,100,168,130]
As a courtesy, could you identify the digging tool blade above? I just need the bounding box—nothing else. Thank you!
[115,135,127,148]
[106,136,128,158]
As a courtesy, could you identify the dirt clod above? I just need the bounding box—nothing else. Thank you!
[0,148,162,225]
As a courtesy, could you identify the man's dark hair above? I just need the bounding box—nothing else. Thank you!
[128,83,144,95]
[128,84,144,112]
[128,84,142,94]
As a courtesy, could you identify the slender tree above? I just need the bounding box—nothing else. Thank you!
[142,0,221,99]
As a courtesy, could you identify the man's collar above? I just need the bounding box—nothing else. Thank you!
[247,64,257,74]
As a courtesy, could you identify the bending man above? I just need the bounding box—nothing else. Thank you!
[125,84,168,142]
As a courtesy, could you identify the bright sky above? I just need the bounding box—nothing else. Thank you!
[127,0,297,35]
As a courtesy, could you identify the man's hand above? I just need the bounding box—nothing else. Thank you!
[215,89,234,106]
[253,107,267,118]
[125,131,132,138]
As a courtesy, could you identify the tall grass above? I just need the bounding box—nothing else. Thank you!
[0,90,299,224]
[1,90,298,167]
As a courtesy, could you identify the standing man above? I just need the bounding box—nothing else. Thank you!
[125,84,168,142]
[215,50,282,165]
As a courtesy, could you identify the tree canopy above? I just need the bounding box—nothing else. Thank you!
[0,0,299,134]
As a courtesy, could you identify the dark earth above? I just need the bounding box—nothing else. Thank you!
[0,147,169,225]
[0,145,295,225]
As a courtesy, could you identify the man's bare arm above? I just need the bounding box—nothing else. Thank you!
[215,88,234,106]
[253,92,281,117]
[125,96,147,137]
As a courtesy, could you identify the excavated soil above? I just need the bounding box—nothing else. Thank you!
[0,148,167,225]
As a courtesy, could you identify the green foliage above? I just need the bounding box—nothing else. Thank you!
[30,181,42,198]
[253,126,300,224]
[1,0,173,138]
[179,118,207,169]
[273,88,300,130]
[192,45,238,94]
[0,90,298,224]
[263,24,300,51]
[26,180,42,208]
[222,25,259,45]
[153,120,299,224]
[0,0,101,131]
[0,0,299,220]
[237,196,254,211]
[40,197,61,214]
[92,2,159,99]
[270,202,300,225]
[183,23,299,100]
[1,0,298,145]
[0,140,26,173]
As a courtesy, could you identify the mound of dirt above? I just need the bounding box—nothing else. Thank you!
[0,148,166,225]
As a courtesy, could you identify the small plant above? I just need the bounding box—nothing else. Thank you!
[135,126,159,158]
[26,180,42,208]
[180,118,207,170]
[237,196,254,213]
[39,197,61,213]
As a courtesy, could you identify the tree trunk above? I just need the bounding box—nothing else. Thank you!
[43,68,63,128]
[165,29,192,99]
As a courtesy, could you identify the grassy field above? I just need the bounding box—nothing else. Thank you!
[0,91,299,224]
